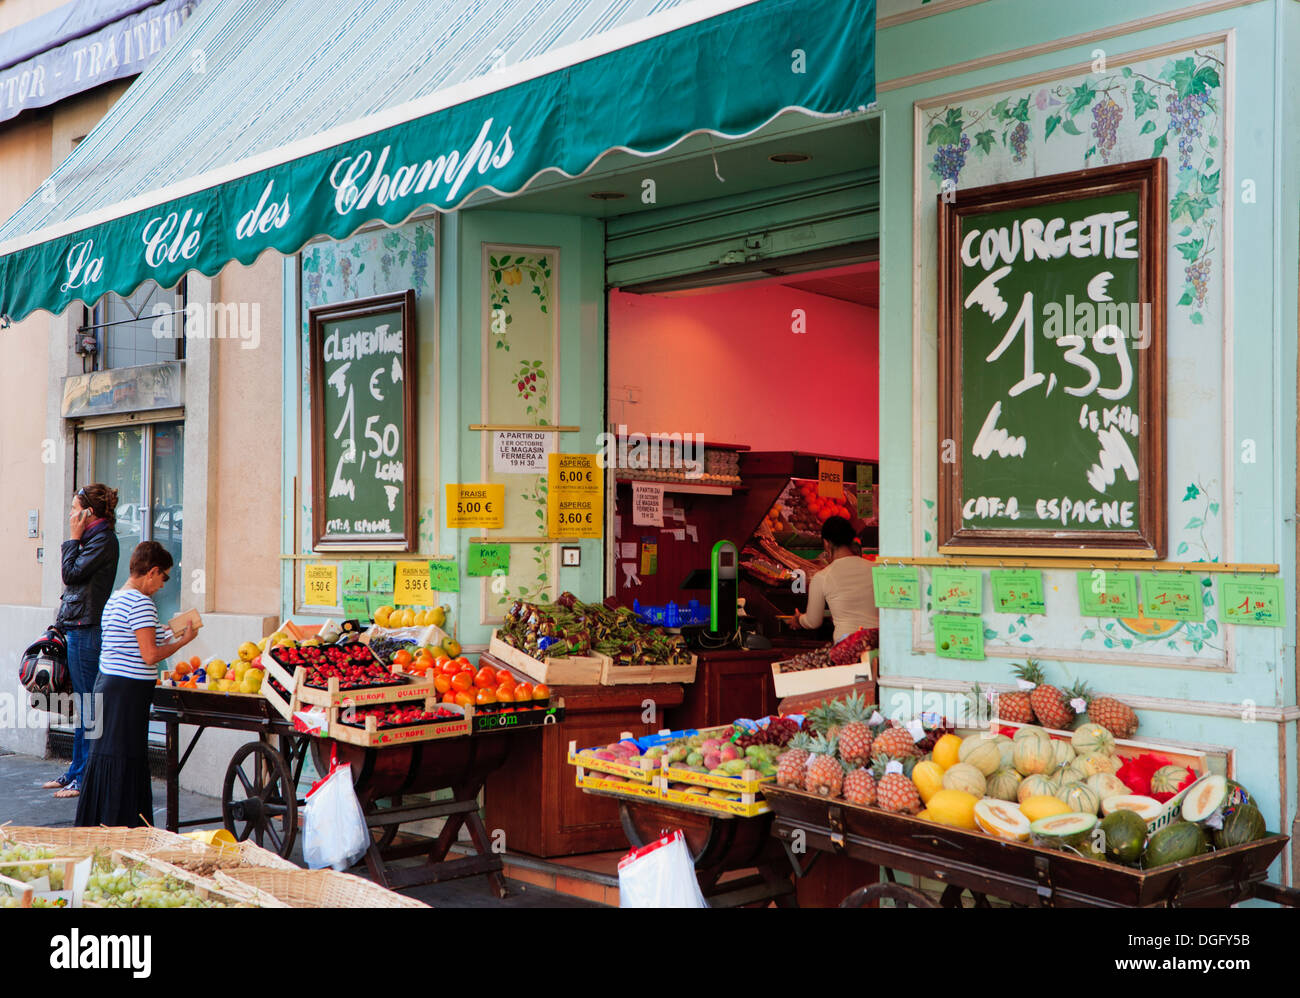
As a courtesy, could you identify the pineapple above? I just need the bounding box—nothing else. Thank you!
[871,721,917,759]
[1017,660,1075,730]
[836,692,876,767]
[1070,681,1139,739]
[843,766,877,806]
[991,671,1035,724]
[804,735,845,798]
[776,732,814,789]
[871,754,921,814]
[805,698,842,738]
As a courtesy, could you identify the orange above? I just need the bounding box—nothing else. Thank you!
[174,661,192,678]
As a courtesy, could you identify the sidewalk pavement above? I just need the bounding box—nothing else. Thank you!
[0,751,600,908]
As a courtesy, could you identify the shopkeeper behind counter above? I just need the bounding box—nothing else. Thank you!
[794,516,878,642]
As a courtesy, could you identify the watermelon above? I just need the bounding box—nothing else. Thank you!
[1142,820,1207,868]
[1100,809,1147,864]
[1212,802,1266,848]
[1030,811,1097,848]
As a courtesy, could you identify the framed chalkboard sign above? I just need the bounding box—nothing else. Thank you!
[937,159,1166,556]
[309,290,417,550]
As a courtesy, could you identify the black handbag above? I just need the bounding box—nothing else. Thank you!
[19,625,72,710]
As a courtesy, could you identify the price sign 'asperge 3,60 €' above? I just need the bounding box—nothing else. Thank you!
[548,453,603,539]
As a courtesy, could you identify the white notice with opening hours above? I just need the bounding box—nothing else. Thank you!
[492,430,554,474]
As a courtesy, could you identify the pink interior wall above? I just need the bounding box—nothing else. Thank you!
[608,281,879,459]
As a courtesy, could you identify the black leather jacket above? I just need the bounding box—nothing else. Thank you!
[56,520,120,629]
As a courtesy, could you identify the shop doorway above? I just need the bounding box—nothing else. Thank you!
[605,257,879,637]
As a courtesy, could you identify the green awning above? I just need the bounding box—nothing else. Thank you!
[0,0,875,323]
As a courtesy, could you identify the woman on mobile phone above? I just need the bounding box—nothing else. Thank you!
[76,541,195,828]
[45,484,120,799]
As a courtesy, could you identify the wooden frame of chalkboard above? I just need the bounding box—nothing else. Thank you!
[937,159,1167,557]
[308,290,418,551]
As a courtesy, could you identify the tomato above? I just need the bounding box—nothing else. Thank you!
[392,649,413,668]
[434,674,452,695]
[495,684,515,702]
[513,684,534,702]
[454,690,476,709]
[450,672,473,692]
[532,683,550,700]
[495,672,516,690]
[473,667,497,688]
[475,688,498,705]
[457,660,475,674]
[434,654,452,671]
[438,658,459,676]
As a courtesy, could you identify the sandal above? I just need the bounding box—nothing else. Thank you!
[53,782,80,799]
[42,776,72,790]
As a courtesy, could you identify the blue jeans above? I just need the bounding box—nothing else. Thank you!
[64,626,101,786]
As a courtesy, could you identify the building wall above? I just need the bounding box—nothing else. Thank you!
[607,283,880,459]
[873,0,1299,885]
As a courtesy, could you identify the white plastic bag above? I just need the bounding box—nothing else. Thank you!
[302,749,370,871]
[617,831,707,908]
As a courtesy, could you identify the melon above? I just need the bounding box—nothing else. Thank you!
[1071,723,1116,757]
[1055,781,1102,814]
[912,760,946,804]
[986,767,1023,802]
[1021,795,1071,823]
[1029,811,1097,848]
[974,799,1030,841]
[1076,753,1122,777]
[1058,760,1089,785]
[1181,774,1229,825]
[1101,795,1163,822]
[996,738,1016,770]
[1212,802,1266,848]
[1143,820,1207,868]
[916,809,932,821]
[1013,735,1056,776]
[1050,739,1076,770]
[941,762,986,797]
[1013,724,1051,744]
[1150,765,1189,795]
[926,789,979,830]
[1017,773,1058,803]
[1086,773,1130,800]
[931,733,963,770]
[1100,809,1148,865]
[957,734,1003,776]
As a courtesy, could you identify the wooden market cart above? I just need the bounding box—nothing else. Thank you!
[764,784,1300,908]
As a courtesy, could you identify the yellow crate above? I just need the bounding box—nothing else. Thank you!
[660,785,770,818]
[566,738,658,784]
[574,770,663,801]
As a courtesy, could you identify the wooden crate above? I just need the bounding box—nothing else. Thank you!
[771,649,877,698]
[325,702,472,747]
[654,724,775,793]
[260,652,437,721]
[660,783,769,818]
[489,630,607,685]
[0,872,32,907]
[573,768,663,801]
[599,654,698,686]
[965,719,1211,775]
[566,736,658,783]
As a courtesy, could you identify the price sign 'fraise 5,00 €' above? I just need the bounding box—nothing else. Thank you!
[445,484,505,529]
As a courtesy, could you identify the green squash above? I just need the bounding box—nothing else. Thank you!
[1142,820,1208,868]
[1213,802,1266,848]
[1100,809,1147,865]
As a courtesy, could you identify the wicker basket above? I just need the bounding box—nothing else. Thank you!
[94,850,291,908]
[216,868,429,908]
[0,824,184,856]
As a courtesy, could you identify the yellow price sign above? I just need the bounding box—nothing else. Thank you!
[394,561,436,607]
[445,483,506,528]
[548,453,603,538]
[549,453,601,493]
[303,564,338,607]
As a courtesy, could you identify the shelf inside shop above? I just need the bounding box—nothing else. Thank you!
[614,476,744,495]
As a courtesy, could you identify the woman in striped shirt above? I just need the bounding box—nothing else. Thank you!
[76,541,195,828]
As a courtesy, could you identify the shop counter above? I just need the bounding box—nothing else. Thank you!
[666,644,810,730]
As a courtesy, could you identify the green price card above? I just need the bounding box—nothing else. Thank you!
[934,614,986,660]
[872,565,921,609]
[1139,573,1204,622]
[1219,576,1285,627]
[990,569,1045,615]
[367,593,391,617]
[368,561,395,593]
[1076,571,1138,616]
[466,543,510,576]
[341,594,371,619]
[340,561,369,593]
[932,567,983,613]
[429,559,460,593]
[856,464,874,519]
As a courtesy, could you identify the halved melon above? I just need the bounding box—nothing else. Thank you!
[1181,774,1228,824]
[1101,794,1163,822]
[1029,811,1097,847]
[1020,795,1071,823]
[975,799,1030,841]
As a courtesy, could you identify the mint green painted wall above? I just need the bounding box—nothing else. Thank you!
[874,0,1299,876]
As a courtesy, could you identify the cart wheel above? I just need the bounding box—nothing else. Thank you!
[223,741,298,858]
[841,883,939,908]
